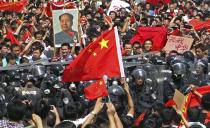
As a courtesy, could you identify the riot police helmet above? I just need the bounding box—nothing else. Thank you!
[149,55,165,65]
[183,51,194,62]
[194,60,208,74]
[132,69,147,80]
[50,64,64,76]
[30,64,46,77]
[5,70,20,82]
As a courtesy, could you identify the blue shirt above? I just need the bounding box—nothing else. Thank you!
[2,56,21,67]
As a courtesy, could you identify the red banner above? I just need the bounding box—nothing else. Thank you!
[0,0,28,13]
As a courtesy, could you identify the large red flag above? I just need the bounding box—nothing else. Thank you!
[0,0,28,13]
[189,20,210,32]
[62,27,125,82]
[129,26,168,51]
[84,79,108,101]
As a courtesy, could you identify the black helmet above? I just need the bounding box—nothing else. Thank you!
[183,51,194,62]
[132,69,147,80]
[20,73,36,84]
[194,60,208,74]
[5,70,20,82]
[149,55,166,65]
[108,85,125,96]
[166,55,177,68]
[44,74,58,86]
[50,64,64,76]
[171,62,187,76]
[108,85,125,102]
[30,64,46,77]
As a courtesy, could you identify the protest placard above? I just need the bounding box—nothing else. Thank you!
[163,35,194,54]
[173,89,186,111]
[107,0,130,15]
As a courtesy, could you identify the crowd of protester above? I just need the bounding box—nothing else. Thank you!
[0,0,210,128]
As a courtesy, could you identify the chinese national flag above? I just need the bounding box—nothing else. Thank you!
[22,30,32,43]
[6,32,20,45]
[129,26,168,51]
[62,27,124,82]
[84,79,108,101]
[0,0,28,13]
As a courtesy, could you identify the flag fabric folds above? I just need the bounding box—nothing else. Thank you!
[0,0,28,13]
[129,26,168,51]
[146,0,171,5]
[44,1,74,17]
[189,20,210,32]
[180,85,210,126]
[84,79,108,101]
[62,27,125,82]
[22,30,32,43]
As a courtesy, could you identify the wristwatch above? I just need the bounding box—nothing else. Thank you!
[91,111,96,116]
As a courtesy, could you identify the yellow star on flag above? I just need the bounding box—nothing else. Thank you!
[88,49,92,53]
[99,81,103,85]
[99,38,109,49]
[93,52,97,56]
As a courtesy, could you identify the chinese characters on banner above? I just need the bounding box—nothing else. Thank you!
[163,35,194,54]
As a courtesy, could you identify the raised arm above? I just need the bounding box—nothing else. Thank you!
[190,84,203,99]
[124,82,134,116]
[82,98,104,128]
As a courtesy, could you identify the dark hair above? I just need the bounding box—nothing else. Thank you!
[144,39,153,45]
[4,38,11,43]
[7,100,26,121]
[55,121,76,128]
[133,41,140,47]
[34,31,43,37]
[61,43,71,49]
[152,102,165,114]
[187,107,201,122]
[47,111,56,127]
[195,43,205,52]
[84,124,99,128]
[121,115,134,127]
[20,57,29,64]
[160,107,173,125]
[123,42,132,48]
[144,114,162,128]
[172,109,181,124]
[75,101,85,119]
[63,103,77,120]
[0,43,9,49]
[10,44,20,51]
[6,53,17,63]
[33,47,42,54]
[201,93,210,111]
[34,100,51,119]
[59,13,73,25]
[0,54,4,60]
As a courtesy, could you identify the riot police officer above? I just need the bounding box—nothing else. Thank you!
[42,74,74,120]
[189,60,209,86]
[129,69,157,119]
[163,61,189,102]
